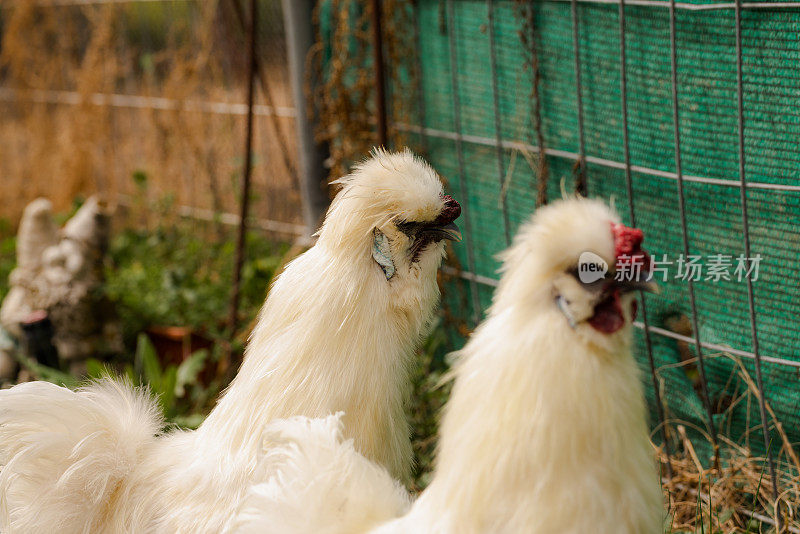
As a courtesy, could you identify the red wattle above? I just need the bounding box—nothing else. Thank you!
[588,223,650,334]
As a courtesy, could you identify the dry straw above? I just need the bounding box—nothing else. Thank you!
[658,350,799,533]
[0,1,301,231]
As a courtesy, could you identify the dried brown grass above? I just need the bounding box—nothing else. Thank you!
[663,448,799,533]
[310,0,417,181]
[658,351,800,533]
[0,1,301,230]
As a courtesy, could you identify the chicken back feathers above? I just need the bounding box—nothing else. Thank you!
[233,413,410,534]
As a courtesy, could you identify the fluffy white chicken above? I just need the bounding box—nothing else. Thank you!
[233,197,664,534]
[0,149,461,533]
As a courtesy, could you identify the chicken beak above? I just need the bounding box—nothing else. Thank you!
[610,246,658,294]
[427,222,462,242]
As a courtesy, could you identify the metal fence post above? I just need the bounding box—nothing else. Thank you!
[282,0,330,237]
[370,0,388,147]
[411,0,428,155]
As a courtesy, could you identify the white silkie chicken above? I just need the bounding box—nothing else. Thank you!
[233,197,664,534]
[0,149,462,533]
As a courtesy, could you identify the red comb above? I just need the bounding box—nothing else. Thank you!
[612,222,651,269]
[433,195,461,225]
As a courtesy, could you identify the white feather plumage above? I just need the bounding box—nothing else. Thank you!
[232,197,664,534]
[0,149,450,533]
[0,379,162,533]
[234,413,410,534]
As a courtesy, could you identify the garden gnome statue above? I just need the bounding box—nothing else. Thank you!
[0,199,59,339]
[0,196,123,376]
[0,199,59,378]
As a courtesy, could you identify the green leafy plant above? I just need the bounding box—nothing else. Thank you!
[0,220,16,303]
[408,317,452,491]
[85,334,210,429]
[104,221,287,347]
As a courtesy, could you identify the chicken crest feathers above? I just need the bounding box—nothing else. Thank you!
[321,148,444,250]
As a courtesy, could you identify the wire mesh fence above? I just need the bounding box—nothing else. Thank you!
[316,0,800,527]
[0,0,304,237]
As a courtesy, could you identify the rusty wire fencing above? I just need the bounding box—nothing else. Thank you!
[0,0,305,238]
[316,0,800,529]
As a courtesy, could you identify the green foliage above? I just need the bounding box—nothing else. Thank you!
[12,348,79,389]
[104,222,287,344]
[95,217,288,427]
[132,169,148,189]
[120,2,195,55]
[408,317,452,491]
[0,231,15,303]
[119,0,285,62]
[3,199,288,429]
[85,334,211,429]
[174,348,209,398]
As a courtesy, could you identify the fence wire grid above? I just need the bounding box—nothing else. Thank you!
[317,0,800,525]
